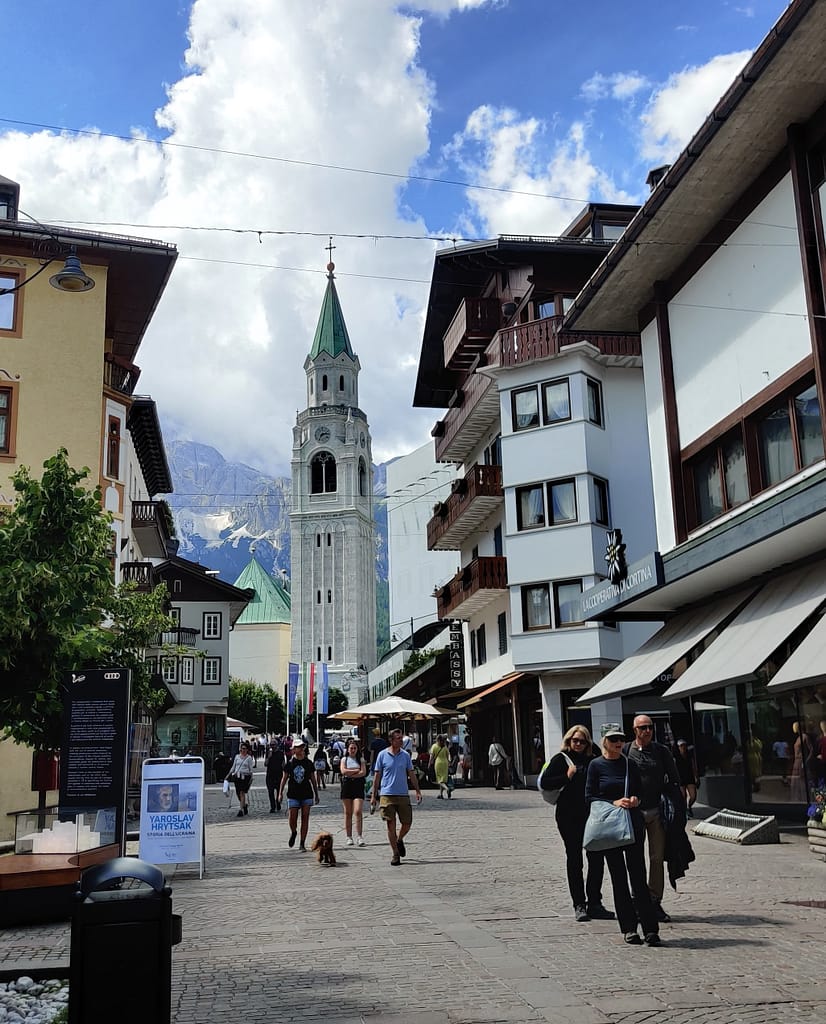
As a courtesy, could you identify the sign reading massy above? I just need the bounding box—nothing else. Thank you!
[139,758,205,876]
[577,551,664,620]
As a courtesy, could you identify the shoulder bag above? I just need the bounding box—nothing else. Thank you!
[537,753,574,805]
[583,757,635,852]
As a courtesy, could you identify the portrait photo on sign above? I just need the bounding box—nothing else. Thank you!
[147,783,180,812]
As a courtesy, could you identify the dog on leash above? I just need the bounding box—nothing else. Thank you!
[310,831,336,866]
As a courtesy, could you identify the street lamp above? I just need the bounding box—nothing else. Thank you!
[0,209,95,296]
[265,700,270,738]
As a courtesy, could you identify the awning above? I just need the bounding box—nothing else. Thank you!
[767,611,826,693]
[457,672,526,709]
[663,560,826,700]
[578,588,754,704]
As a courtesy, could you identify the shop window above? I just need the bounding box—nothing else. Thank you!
[512,386,539,431]
[516,484,545,530]
[310,451,337,493]
[0,271,23,335]
[542,378,571,425]
[554,579,584,626]
[548,478,577,524]
[106,417,121,479]
[0,382,19,459]
[203,658,221,684]
[594,478,610,526]
[586,377,604,427]
[522,584,551,630]
[498,611,508,655]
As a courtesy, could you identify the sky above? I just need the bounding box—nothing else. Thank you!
[0,0,790,476]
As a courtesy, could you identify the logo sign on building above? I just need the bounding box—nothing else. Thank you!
[139,757,205,877]
[59,668,131,854]
[448,619,465,689]
[577,550,664,620]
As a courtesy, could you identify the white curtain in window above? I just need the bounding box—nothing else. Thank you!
[758,408,794,486]
[520,486,544,527]
[550,481,576,522]
[723,436,747,508]
[514,390,538,429]
[795,386,824,467]
[525,586,550,628]
[543,381,570,422]
[695,451,723,524]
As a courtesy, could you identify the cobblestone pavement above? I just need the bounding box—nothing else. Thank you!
[2,772,825,1023]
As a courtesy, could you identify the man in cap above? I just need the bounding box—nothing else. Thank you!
[626,715,680,922]
[278,736,319,851]
[370,728,422,865]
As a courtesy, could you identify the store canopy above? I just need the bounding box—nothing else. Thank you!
[457,672,525,709]
[578,589,753,704]
[329,696,449,721]
[767,610,826,693]
[663,559,826,700]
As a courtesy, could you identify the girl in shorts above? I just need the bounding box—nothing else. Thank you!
[340,738,367,847]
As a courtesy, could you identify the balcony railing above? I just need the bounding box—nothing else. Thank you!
[427,464,503,551]
[433,315,641,462]
[104,353,141,396]
[435,556,508,620]
[154,627,199,648]
[443,297,501,371]
[131,500,172,559]
[121,561,155,592]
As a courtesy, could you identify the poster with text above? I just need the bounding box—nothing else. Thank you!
[139,758,204,874]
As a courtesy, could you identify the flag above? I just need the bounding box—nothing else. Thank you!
[318,663,329,715]
[308,661,315,715]
[301,662,310,714]
[287,662,299,716]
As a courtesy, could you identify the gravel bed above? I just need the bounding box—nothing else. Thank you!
[0,978,68,1022]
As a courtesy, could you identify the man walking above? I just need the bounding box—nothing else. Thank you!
[370,728,422,865]
[278,737,319,851]
[488,736,508,789]
[626,715,680,922]
[265,741,285,813]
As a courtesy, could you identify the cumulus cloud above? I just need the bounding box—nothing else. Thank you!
[581,71,649,103]
[640,50,752,163]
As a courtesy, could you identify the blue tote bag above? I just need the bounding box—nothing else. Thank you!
[583,758,635,852]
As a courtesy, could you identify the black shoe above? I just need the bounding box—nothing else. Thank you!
[243,805,249,815]
[587,904,615,920]
[644,932,662,947]
[288,830,297,847]
[397,838,406,858]
[654,904,672,923]
[299,844,306,852]
[390,854,401,866]
[236,810,244,818]
[624,932,642,945]
[574,905,590,923]
[276,801,281,812]
[269,808,276,814]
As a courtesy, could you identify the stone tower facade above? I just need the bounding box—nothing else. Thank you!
[289,262,376,703]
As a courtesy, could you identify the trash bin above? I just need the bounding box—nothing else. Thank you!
[68,857,182,1024]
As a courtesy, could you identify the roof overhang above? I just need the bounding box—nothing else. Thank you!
[127,396,173,496]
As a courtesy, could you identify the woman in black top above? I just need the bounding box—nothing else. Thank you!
[544,725,613,923]
[585,728,660,946]
[265,742,285,813]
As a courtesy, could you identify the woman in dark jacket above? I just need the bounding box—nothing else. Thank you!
[545,725,613,923]
[585,727,660,946]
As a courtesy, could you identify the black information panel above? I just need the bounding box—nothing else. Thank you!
[59,668,131,854]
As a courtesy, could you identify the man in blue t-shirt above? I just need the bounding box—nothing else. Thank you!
[370,728,422,866]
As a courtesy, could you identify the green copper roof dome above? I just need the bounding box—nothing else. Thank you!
[233,555,291,625]
[309,263,355,360]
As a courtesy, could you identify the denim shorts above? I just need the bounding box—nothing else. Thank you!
[288,798,314,809]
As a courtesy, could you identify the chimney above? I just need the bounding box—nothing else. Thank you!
[0,175,20,220]
[645,165,671,192]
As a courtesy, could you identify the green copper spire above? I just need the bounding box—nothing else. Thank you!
[309,257,355,360]
[233,554,291,625]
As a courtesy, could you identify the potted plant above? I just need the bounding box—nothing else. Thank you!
[807,785,826,861]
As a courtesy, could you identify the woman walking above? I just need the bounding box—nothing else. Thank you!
[313,745,330,789]
[278,737,319,851]
[340,738,367,846]
[585,726,660,946]
[227,742,255,818]
[429,734,451,799]
[544,725,613,923]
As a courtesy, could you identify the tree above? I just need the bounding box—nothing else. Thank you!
[228,678,285,732]
[0,449,174,752]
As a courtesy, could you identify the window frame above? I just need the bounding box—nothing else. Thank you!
[541,377,571,426]
[593,477,610,527]
[497,611,508,655]
[180,657,194,685]
[202,657,221,685]
[511,386,540,432]
[0,380,20,461]
[553,579,584,627]
[547,478,578,525]
[106,415,121,479]
[202,612,222,640]
[0,269,24,337]
[585,376,604,428]
[311,451,337,493]
[161,656,178,684]
[521,583,552,631]
[515,483,546,531]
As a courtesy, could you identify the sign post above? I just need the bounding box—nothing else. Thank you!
[139,757,205,878]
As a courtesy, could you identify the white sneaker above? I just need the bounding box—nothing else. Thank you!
[356,836,365,847]
[346,836,354,846]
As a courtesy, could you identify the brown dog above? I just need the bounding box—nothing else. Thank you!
[310,831,336,866]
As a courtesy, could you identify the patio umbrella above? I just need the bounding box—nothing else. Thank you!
[329,696,449,720]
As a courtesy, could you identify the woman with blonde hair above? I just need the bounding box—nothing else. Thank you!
[542,725,613,922]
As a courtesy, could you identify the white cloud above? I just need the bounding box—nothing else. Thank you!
[581,71,649,103]
[640,50,752,163]
[0,0,489,475]
[442,105,635,237]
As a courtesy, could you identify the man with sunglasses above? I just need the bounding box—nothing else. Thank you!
[625,716,680,923]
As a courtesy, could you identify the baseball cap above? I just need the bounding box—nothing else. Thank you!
[601,723,625,740]
[291,736,306,747]
[677,739,688,746]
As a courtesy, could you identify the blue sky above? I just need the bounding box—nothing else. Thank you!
[0,0,789,472]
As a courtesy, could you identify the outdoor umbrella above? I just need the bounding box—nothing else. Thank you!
[329,696,449,720]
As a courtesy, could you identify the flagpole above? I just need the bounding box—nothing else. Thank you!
[315,664,320,746]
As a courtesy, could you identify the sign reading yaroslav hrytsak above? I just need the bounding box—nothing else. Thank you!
[140,758,204,873]
[59,668,131,851]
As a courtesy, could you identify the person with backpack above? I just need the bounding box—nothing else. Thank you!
[540,725,613,923]
[488,737,508,789]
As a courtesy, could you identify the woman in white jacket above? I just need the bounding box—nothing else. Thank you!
[227,742,255,818]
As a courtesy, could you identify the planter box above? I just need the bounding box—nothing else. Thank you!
[807,822,826,861]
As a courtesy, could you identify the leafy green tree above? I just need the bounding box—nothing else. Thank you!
[228,678,285,732]
[0,449,174,752]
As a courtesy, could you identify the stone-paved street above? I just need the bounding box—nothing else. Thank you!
[2,771,825,1023]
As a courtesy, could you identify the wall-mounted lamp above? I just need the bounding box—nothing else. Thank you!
[0,209,95,296]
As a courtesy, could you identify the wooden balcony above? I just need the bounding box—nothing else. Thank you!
[433,344,500,463]
[496,315,641,366]
[435,556,508,620]
[443,297,501,371]
[131,500,172,559]
[103,353,141,396]
[121,561,155,592]
[427,464,503,551]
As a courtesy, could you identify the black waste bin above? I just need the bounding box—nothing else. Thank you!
[69,857,182,1024]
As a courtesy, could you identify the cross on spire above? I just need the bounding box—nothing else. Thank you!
[326,236,336,277]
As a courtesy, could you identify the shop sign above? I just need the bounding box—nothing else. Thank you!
[448,619,465,689]
[578,550,664,619]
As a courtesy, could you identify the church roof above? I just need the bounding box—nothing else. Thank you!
[232,556,292,625]
[309,265,355,360]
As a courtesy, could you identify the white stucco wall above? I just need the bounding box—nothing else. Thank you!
[640,318,675,552]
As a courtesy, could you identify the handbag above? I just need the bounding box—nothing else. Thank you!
[583,757,635,852]
[537,753,573,805]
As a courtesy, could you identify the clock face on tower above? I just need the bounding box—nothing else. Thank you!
[315,426,331,443]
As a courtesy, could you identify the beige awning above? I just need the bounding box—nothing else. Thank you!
[767,611,826,693]
[578,589,755,704]
[663,560,826,700]
[457,672,526,709]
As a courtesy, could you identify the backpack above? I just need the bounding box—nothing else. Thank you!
[537,753,574,805]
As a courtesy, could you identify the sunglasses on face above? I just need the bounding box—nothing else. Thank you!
[635,725,653,731]
[570,737,586,744]
[606,737,624,744]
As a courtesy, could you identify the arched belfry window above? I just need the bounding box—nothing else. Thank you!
[311,451,337,493]
[358,458,367,497]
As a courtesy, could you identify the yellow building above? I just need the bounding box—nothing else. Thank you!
[0,174,177,840]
